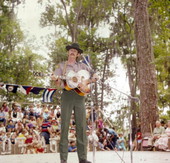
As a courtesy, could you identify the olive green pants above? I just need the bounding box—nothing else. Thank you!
[59,90,87,161]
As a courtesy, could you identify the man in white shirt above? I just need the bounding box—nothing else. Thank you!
[34,103,42,118]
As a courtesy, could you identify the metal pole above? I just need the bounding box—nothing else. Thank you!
[90,87,95,163]
[110,86,139,163]
[128,98,133,163]
[98,109,113,128]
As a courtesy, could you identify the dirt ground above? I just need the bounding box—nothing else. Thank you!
[1,151,170,163]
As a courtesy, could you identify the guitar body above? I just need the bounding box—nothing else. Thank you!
[64,70,91,96]
[65,70,80,89]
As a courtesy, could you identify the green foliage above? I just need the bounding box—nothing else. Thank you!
[0,0,48,103]
[48,37,68,68]
[0,46,48,102]
[160,110,170,122]
[149,0,170,109]
[0,11,24,54]
[149,0,170,39]
[40,4,58,27]
[39,0,116,70]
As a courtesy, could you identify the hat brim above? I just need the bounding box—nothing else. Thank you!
[66,45,83,54]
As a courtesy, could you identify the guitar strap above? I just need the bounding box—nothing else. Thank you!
[62,61,68,77]
[62,61,69,91]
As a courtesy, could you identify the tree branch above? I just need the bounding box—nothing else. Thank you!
[60,0,74,41]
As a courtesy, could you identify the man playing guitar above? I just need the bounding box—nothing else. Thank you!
[51,43,97,163]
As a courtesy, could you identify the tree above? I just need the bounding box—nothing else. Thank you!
[110,1,139,130]
[133,0,158,135]
[149,0,170,110]
[0,0,24,55]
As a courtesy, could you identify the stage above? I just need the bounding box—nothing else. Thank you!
[1,151,170,163]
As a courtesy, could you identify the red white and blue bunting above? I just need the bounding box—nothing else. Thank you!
[0,83,57,103]
[43,89,56,103]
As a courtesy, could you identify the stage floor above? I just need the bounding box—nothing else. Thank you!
[1,151,170,163]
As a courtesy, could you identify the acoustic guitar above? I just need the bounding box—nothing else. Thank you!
[53,70,92,96]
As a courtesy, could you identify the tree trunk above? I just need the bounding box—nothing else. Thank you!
[61,0,83,42]
[127,60,137,130]
[134,0,158,135]
[100,50,110,110]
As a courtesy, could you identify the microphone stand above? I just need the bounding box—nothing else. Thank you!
[96,81,139,163]
[99,86,139,163]
[90,90,96,163]
[98,109,126,163]
[111,87,139,163]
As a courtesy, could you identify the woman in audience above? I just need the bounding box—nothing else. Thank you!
[2,102,9,112]
[15,120,24,135]
[154,120,170,151]
[6,120,15,132]
[0,122,6,132]
[11,103,21,122]
[0,107,6,125]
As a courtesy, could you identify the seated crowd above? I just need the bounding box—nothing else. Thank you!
[0,101,129,154]
[2,102,170,154]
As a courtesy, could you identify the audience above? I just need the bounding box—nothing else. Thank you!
[2,101,168,155]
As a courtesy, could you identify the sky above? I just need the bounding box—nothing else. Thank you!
[16,0,52,58]
[15,0,130,119]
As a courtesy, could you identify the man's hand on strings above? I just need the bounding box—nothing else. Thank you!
[51,73,62,87]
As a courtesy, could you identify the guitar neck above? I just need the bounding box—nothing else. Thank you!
[52,74,66,81]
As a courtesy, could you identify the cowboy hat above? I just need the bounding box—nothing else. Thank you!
[66,43,83,54]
